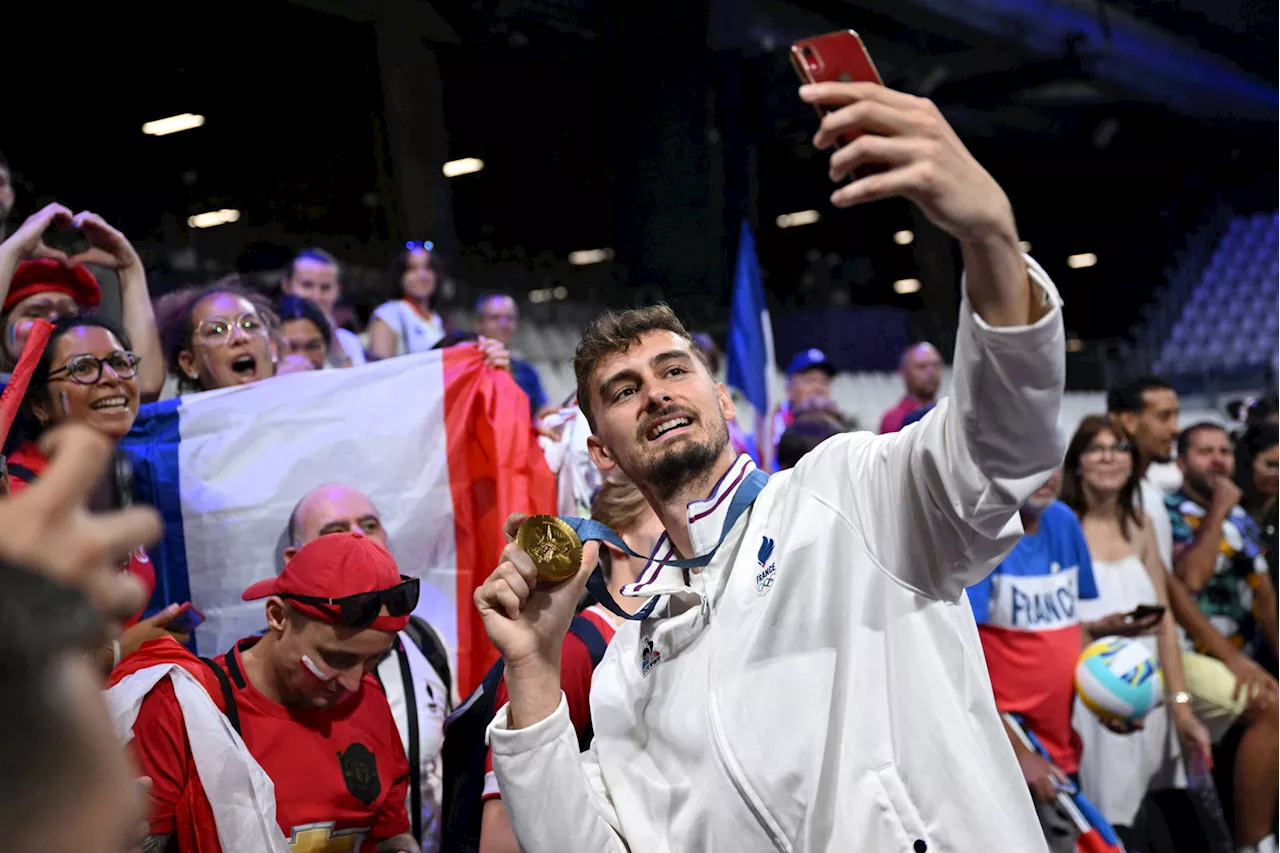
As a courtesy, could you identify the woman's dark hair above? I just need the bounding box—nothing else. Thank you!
[6,314,131,451]
[386,246,445,309]
[276,295,332,349]
[1060,414,1142,539]
[1235,422,1279,515]
[162,283,277,393]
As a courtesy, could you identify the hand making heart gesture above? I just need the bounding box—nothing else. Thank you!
[0,202,77,264]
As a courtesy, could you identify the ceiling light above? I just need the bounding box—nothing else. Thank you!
[1018,240,1032,253]
[894,278,922,294]
[187,209,241,229]
[442,157,484,177]
[1067,252,1097,269]
[775,210,821,228]
[143,114,206,136]
[893,230,914,245]
[552,286,568,300]
[568,248,614,266]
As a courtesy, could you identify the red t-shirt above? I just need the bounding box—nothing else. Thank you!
[482,607,616,800]
[7,440,155,627]
[129,639,411,851]
[878,395,930,435]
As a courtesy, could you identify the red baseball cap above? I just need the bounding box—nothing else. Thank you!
[243,533,411,631]
[4,260,101,313]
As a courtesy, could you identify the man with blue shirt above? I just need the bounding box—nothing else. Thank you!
[967,471,1162,813]
[474,293,547,416]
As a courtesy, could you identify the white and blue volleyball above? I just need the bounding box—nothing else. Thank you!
[1075,636,1164,723]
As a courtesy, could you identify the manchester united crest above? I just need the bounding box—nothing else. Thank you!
[337,742,380,805]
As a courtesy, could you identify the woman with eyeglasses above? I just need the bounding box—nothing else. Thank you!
[1236,422,1279,601]
[368,242,447,360]
[1060,414,1211,845]
[0,203,165,399]
[164,284,280,393]
[4,314,190,665]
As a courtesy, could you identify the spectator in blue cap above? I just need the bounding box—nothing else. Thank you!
[768,349,838,453]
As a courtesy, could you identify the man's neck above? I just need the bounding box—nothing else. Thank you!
[641,449,738,560]
[239,636,286,705]
[606,554,649,615]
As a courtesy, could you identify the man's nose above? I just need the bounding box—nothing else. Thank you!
[337,669,364,693]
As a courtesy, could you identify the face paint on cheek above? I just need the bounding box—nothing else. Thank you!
[58,390,70,420]
[8,319,33,354]
[300,654,337,685]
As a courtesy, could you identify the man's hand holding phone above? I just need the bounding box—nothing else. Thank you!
[800,81,1015,245]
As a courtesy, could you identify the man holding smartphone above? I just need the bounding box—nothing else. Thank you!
[474,76,1066,852]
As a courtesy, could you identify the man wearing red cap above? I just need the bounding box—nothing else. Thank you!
[111,533,422,853]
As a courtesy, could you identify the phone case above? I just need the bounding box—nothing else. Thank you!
[789,31,884,152]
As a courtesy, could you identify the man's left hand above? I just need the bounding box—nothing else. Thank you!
[802,82,1016,245]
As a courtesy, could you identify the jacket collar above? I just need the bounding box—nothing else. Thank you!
[620,454,757,598]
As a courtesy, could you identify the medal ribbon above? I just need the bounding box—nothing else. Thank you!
[561,468,770,620]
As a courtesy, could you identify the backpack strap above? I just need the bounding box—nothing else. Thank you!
[392,636,423,843]
[568,615,608,666]
[566,616,609,751]
[4,462,37,484]
[199,656,241,736]
[404,616,452,712]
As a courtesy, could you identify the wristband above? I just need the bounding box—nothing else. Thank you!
[1171,690,1192,706]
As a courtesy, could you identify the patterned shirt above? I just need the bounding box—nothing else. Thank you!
[1167,491,1270,654]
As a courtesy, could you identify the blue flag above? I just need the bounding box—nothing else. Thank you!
[726,220,774,422]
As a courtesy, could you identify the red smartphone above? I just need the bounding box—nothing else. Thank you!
[168,602,206,633]
[790,30,884,149]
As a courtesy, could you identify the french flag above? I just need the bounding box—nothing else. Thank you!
[120,346,555,696]
[725,220,776,467]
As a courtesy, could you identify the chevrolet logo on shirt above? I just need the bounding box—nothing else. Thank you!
[287,821,368,853]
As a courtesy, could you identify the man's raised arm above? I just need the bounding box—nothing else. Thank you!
[795,82,1065,600]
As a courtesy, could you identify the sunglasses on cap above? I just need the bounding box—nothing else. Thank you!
[278,575,420,628]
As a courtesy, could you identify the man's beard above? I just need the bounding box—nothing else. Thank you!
[1184,469,1218,503]
[633,414,730,502]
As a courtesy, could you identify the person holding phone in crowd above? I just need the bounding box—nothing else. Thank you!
[1058,416,1210,846]
[474,74,1068,851]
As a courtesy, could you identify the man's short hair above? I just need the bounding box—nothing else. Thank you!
[0,562,106,845]
[1176,421,1229,458]
[291,247,339,274]
[573,304,705,430]
[474,291,513,314]
[1107,375,1175,415]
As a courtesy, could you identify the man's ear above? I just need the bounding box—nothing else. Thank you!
[716,383,737,423]
[264,597,289,637]
[283,546,298,562]
[587,433,617,475]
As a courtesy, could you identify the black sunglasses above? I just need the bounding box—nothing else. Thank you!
[279,575,420,628]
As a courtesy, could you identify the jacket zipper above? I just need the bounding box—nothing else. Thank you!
[707,690,791,852]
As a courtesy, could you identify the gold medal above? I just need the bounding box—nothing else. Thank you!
[516,515,585,582]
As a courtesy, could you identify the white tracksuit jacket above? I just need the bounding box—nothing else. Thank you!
[489,257,1066,853]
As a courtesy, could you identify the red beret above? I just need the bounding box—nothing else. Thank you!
[3,260,101,314]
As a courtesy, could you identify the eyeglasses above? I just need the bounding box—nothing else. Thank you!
[195,313,268,346]
[47,351,140,385]
[279,576,420,628]
[1082,441,1133,459]
[405,241,434,252]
